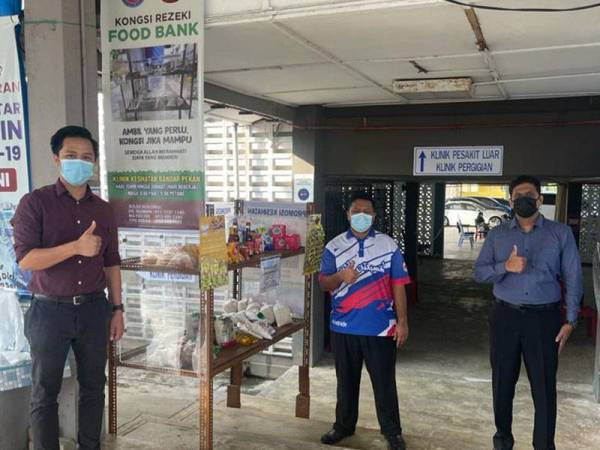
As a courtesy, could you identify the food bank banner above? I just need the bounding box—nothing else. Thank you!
[0,17,31,293]
[101,0,204,230]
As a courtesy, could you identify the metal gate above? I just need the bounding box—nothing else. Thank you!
[581,184,600,264]
[417,183,435,256]
[324,180,406,251]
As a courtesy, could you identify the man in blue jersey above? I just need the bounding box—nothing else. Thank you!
[319,193,410,450]
[474,175,582,450]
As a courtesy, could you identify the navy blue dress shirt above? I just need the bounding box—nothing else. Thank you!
[473,215,582,322]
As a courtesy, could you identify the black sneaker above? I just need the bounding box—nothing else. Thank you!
[320,428,353,445]
[385,434,407,450]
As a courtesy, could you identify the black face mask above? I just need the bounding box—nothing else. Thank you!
[513,197,538,218]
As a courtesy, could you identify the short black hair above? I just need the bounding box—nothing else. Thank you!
[50,126,98,160]
[349,192,374,209]
[509,175,541,196]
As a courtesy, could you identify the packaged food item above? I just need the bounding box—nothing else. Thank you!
[235,332,257,346]
[214,316,236,348]
[246,301,261,314]
[273,235,287,250]
[237,299,248,312]
[285,234,301,251]
[260,305,275,325]
[141,244,200,270]
[141,252,158,265]
[155,247,178,266]
[228,242,245,264]
[200,258,228,290]
[273,303,293,327]
[223,299,238,314]
[179,338,196,370]
[271,224,286,237]
[167,252,194,270]
[304,214,325,275]
[236,320,273,340]
[263,233,274,252]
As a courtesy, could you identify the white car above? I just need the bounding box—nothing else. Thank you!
[444,200,506,227]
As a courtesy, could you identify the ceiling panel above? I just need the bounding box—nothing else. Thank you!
[203,1,600,106]
[206,63,366,95]
[268,87,397,105]
[503,74,600,97]
[279,4,477,61]
[471,84,504,100]
[478,1,600,51]
[493,46,600,79]
[205,22,326,72]
[409,54,486,73]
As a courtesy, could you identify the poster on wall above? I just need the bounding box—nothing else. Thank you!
[101,0,204,230]
[293,174,314,203]
[0,17,31,293]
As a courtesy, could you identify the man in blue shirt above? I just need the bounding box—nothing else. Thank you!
[474,175,582,450]
[319,193,411,450]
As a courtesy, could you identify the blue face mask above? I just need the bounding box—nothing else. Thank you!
[350,213,373,233]
[60,159,94,186]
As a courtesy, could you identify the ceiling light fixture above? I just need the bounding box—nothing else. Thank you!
[392,77,472,94]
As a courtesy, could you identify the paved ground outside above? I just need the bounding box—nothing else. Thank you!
[103,258,600,450]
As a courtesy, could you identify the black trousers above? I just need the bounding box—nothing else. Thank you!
[332,331,402,437]
[489,301,562,450]
[24,296,111,450]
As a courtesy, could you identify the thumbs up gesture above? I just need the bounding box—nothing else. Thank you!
[76,221,102,257]
[339,260,360,284]
[505,245,527,273]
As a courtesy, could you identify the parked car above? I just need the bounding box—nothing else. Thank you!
[447,196,511,213]
[444,200,506,227]
[493,197,511,209]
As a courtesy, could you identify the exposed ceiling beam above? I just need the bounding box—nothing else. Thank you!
[207,63,490,77]
[264,85,373,95]
[205,0,449,28]
[475,71,600,85]
[205,62,328,75]
[464,7,508,99]
[508,91,600,100]
[204,81,297,120]
[270,21,409,103]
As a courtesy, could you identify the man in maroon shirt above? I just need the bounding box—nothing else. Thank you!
[11,126,124,450]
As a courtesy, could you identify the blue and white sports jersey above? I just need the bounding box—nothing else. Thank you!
[320,228,411,336]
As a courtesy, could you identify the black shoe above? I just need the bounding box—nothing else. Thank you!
[493,432,514,450]
[320,428,353,445]
[385,434,407,450]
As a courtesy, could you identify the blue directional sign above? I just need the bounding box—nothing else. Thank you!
[413,146,503,176]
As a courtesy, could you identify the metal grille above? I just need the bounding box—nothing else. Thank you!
[417,183,435,255]
[393,182,407,253]
[324,180,405,247]
[580,184,600,264]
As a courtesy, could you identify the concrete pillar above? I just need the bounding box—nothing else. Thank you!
[25,0,98,188]
[20,0,99,444]
[293,106,324,364]
[404,183,419,286]
[432,183,446,258]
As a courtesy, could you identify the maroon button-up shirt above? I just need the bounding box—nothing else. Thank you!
[11,179,121,296]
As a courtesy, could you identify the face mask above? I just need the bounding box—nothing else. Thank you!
[513,196,538,218]
[350,213,373,233]
[60,159,94,186]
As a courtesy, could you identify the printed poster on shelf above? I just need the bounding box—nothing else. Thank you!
[101,0,204,230]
